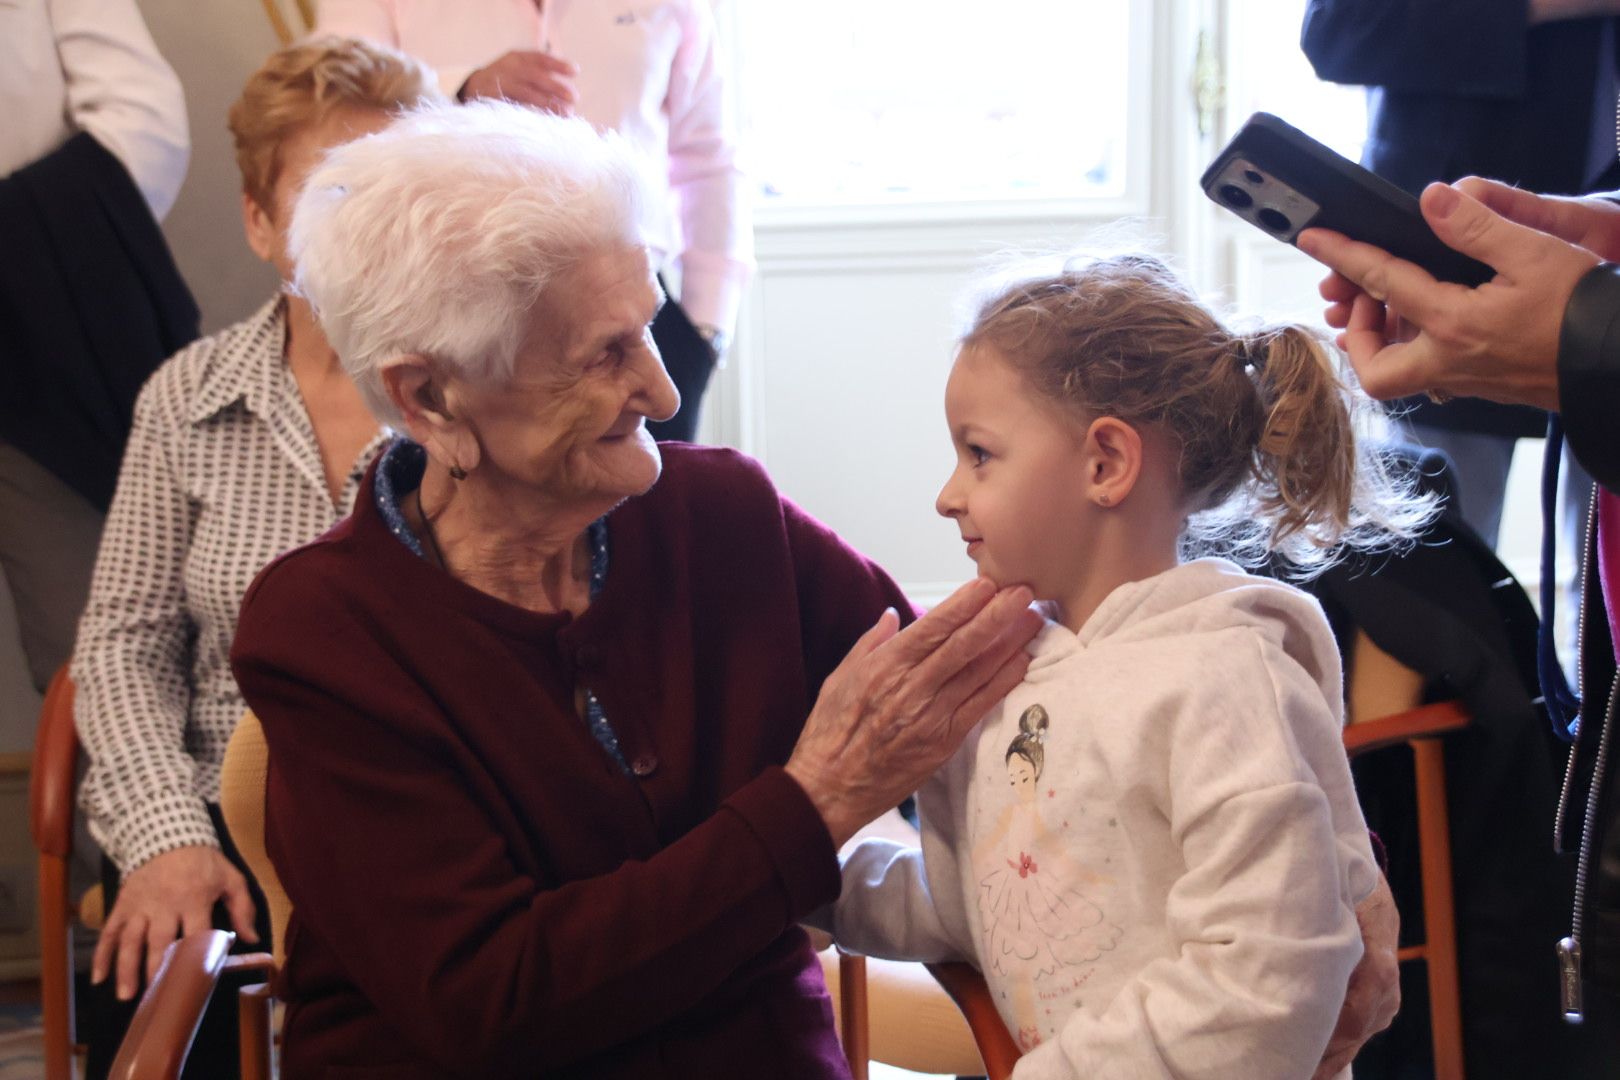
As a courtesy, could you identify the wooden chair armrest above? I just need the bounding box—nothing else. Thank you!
[1343,700,1470,759]
[924,961,1022,1080]
[108,930,237,1080]
[222,952,276,976]
[29,665,77,856]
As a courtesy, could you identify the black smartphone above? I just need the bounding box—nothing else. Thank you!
[1201,112,1493,287]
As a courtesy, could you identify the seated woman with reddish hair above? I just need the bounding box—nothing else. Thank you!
[70,38,440,1076]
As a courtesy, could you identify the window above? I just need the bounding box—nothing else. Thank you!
[735,1,1139,207]
[1223,1,1366,162]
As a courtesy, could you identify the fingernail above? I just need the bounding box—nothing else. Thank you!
[1427,183,1460,219]
[1296,230,1319,255]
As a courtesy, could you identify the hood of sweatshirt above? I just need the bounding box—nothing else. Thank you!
[1023,557,1343,714]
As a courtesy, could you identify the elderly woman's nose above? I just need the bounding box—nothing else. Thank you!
[636,348,681,421]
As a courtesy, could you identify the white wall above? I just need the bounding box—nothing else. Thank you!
[711,216,1176,606]
[137,0,284,335]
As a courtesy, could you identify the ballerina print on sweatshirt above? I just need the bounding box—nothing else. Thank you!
[972,704,1123,1049]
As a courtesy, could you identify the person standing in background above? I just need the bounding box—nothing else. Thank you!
[1299,175,1620,1076]
[318,0,752,443]
[1301,0,1619,550]
[0,0,192,697]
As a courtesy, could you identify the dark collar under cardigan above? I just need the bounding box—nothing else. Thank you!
[230,443,915,1079]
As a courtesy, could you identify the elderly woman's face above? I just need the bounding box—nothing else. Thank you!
[448,245,679,508]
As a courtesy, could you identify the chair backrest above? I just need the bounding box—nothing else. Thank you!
[1343,635,1468,1080]
[220,711,291,968]
[1348,629,1425,726]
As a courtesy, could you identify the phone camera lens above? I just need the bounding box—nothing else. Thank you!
[1257,208,1293,233]
[1218,183,1253,209]
[1243,169,1265,185]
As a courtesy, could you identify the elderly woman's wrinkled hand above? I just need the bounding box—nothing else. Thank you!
[1312,873,1401,1079]
[786,578,1043,847]
[1297,181,1600,411]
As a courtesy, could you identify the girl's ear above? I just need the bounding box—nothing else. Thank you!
[1081,416,1143,508]
[380,357,483,476]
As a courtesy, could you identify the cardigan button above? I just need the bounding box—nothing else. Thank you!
[631,753,659,778]
[575,644,601,669]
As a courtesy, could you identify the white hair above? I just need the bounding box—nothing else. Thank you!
[288,100,652,427]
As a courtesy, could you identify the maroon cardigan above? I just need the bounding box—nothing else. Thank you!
[230,445,914,1079]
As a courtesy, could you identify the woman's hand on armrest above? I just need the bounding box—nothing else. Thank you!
[91,845,259,1001]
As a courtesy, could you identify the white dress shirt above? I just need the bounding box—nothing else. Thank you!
[316,0,752,333]
[73,298,388,873]
[1,0,189,220]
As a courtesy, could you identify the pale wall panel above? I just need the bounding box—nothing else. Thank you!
[138,0,283,335]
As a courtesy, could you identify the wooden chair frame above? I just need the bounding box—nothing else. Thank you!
[1343,698,1469,1080]
[824,947,1021,1080]
[29,665,83,1080]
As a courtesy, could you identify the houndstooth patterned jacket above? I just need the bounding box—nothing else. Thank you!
[71,296,386,873]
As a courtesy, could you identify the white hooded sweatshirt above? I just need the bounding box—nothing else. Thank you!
[830,559,1377,1079]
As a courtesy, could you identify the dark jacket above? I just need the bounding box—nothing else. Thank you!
[0,131,198,509]
[231,445,911,1079]
[1556,263,1620,1010]
[1302,0,1616,439]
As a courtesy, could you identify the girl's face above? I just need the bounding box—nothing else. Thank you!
[937,345,1096,601]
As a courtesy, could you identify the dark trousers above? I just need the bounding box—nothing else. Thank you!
[645,290,718,444]
[84,804,271,1080]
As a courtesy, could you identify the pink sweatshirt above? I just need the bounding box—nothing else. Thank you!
[317,0,752,333]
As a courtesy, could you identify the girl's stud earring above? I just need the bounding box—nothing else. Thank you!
[1098,494,1111,506]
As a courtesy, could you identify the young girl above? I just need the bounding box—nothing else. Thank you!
[829,253,1429,1078]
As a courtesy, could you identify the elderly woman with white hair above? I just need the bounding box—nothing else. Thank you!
[228,100,1042,1078]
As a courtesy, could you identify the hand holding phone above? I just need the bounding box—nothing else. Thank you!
[1285,170,1593,412]
[1201,113,1493,287]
